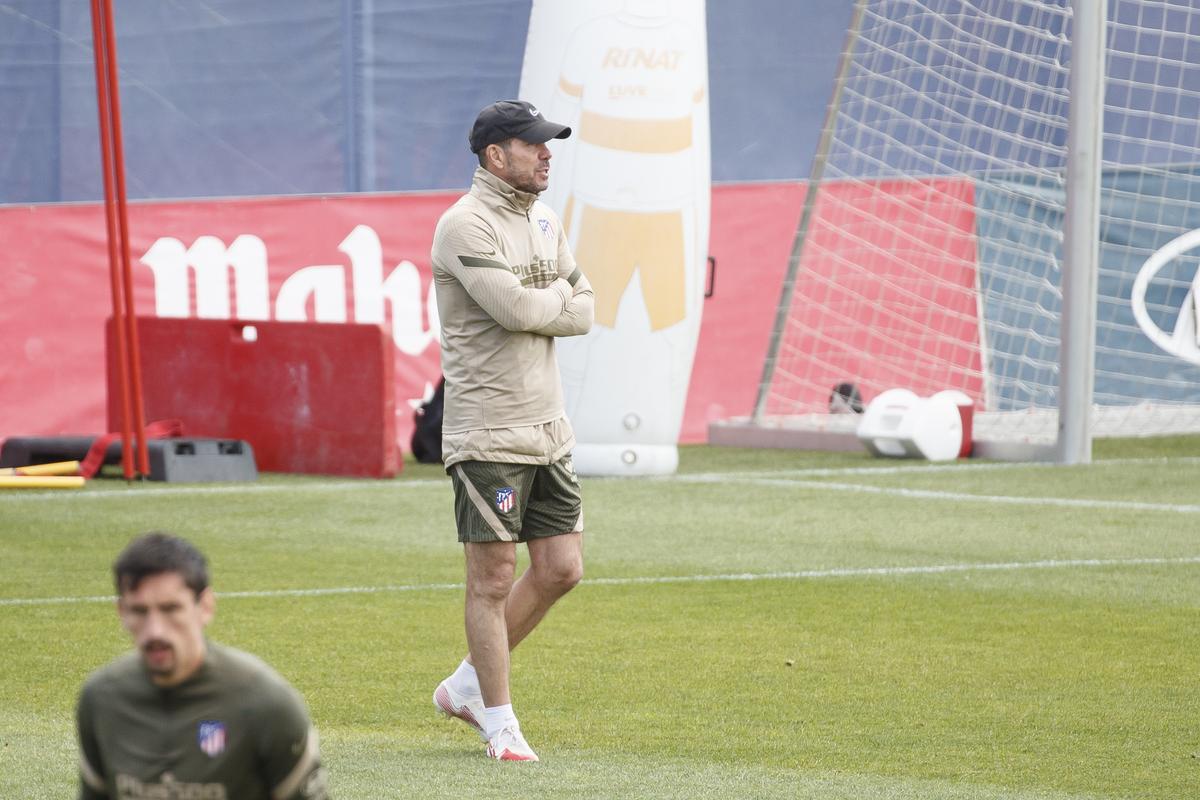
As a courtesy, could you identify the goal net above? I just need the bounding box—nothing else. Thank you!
[735,0,1200,456]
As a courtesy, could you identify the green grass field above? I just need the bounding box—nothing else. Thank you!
[2,440,1198,799]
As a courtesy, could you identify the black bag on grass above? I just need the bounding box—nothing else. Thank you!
[411,377,445,464]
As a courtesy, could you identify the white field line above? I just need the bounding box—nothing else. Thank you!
[681,454,1200,480]
[676,475,1200,514]
[3,555,1198,608]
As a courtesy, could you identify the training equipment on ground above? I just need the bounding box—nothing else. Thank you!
[0,435,255,483]
[713,1,1200,461]
[856,389,970,461]
[0,475,85,489]
[0,460,80,477]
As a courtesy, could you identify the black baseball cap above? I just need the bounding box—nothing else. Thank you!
[469,100,571,154]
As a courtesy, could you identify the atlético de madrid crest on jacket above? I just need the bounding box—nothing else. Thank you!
[198,721,227,757]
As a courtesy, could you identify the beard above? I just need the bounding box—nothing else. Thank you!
[141,640,176,675]
[503,164,548,195]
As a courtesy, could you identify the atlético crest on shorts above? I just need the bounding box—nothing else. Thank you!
[197,721,226,757]
[495,487,515,513]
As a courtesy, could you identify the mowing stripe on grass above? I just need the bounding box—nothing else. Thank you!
[683,454,1200,480]
[4,555,1198,607]
[0,455,1195,520]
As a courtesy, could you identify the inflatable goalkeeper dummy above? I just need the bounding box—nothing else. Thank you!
[520,0,711,475]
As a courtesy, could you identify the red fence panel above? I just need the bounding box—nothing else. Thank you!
[106,317,397,477]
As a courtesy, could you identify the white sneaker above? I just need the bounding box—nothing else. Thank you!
[486,725,539,762]
[433,679,486,741]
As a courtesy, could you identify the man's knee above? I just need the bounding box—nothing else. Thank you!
[468,574,513,606]
[466,543,516,604]
[536,549,583,595]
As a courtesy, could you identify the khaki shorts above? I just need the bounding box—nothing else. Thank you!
[449,456,584,543]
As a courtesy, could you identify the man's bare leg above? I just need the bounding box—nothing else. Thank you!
[504,532,583,650]
[461,531,583,670]
[436,532,582,760]
[463,541,516,706]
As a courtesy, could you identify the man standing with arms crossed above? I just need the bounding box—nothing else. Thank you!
[76,532,330,799]
[430,99,594,762]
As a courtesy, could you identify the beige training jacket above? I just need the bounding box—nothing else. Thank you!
[431,167,594,468]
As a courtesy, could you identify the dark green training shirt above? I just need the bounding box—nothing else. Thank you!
[76,641,329,800]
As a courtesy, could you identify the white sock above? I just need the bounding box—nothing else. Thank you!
[483,704,518,739]
[448,659,479,695]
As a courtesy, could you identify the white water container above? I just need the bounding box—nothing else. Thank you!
[857,389,964,461]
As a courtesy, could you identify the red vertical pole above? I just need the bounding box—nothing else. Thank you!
[89,0,134,480]
[99,0,150,478]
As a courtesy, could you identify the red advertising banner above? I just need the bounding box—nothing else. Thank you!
[0,193,451,455]
[682,182,806,440]
[0,185,807,460]
[0,181,983,462]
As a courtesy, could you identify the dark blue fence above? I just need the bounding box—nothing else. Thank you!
[0,0,849,204]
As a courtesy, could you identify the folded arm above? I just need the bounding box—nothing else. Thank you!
[532,268,594,337]
[455,255,572,332]
[442,216,571,332]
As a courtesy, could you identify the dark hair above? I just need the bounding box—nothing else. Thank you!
[113,532,210,598]
[477,138,511,168]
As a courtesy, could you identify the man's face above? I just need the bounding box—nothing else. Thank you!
[118,571,214,687]
[492,137,552,194]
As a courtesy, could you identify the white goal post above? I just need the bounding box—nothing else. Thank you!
[713,0,1200,461]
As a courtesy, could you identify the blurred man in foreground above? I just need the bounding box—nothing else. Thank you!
[76,531,330,799]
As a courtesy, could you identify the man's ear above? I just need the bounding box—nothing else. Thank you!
[116,596,130,630]
[198,586,216,628]
[487,143,505,170]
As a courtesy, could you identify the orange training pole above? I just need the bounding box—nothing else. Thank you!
[0,476,87,490]
[89,0,134,480]
[0,460,82,477]
[98,0,150,477]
